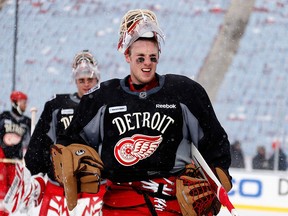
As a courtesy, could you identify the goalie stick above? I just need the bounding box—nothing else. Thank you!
[191,144,239,216]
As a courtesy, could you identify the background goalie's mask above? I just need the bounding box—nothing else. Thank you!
[72,50,100,81]
[118,9,165,54]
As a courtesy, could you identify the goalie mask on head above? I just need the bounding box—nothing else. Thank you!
[117,9,165,54]
[72,50,100,81]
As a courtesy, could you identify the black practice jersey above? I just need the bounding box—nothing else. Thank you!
[25,93,80,180]
[0,111,31,159]
[59,74,231,182]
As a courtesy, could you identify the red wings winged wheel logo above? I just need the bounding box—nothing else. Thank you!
[114,134,163,166]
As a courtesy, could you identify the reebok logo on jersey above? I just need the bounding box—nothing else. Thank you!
[109,106,127,113]
[156,104,176,109]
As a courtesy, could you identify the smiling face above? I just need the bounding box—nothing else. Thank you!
[125,39,159,85]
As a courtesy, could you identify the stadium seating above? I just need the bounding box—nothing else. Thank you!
[1,0,287,157]
[214,0,288,156]
[0,0,229,113]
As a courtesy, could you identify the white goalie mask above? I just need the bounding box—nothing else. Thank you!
[72,50,100,81]
[118,9,165,54]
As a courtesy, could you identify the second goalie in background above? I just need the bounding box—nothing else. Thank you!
[23,50,102,215]
[55,9,233,216]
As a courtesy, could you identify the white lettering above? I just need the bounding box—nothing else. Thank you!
[60,115,74,129]
[142,112,151,128]
[155,104,177,109]
[112,112,175,135]
[124,114,135,131]
[160,116,174,133]
[4,123,25,136]
[151,112,161,130]
[112,117,126,135]
[133,112,142,128]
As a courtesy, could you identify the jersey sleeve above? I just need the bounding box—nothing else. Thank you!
[191,82,231,171]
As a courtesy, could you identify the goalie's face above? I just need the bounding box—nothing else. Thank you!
[125,39,159,85]
[76,77,98,97]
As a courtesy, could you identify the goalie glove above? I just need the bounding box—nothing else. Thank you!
[176,164,221,216]
[3,162,45,214]
[51,143,104,211]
